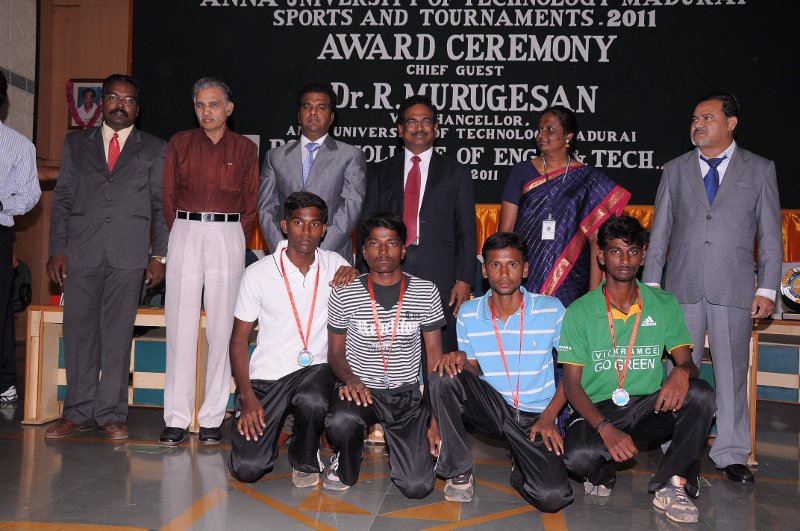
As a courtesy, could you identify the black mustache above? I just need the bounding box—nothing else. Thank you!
[111,109,128,117]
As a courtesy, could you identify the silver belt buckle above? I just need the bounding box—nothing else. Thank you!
[201,212,214,222]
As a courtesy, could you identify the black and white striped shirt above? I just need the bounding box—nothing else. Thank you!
[328,273,445,389]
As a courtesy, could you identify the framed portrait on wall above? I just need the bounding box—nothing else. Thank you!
[67,79,103,129]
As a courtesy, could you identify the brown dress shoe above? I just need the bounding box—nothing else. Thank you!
[44,418,90,439]
[100,421,129,440]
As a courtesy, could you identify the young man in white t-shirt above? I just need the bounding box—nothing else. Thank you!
[324,214,446,498]
[228,191,357,487]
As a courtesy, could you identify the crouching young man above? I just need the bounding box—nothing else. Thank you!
[559,216,715,524]
[323,214,445,498]
[428,232,574,512]
[228,192,357,486]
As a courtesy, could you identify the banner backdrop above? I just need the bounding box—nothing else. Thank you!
[131,0,799,207]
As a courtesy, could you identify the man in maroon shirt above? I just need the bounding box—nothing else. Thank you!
[160,77,259,446]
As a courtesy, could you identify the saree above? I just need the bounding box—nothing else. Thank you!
[508,162,630,308]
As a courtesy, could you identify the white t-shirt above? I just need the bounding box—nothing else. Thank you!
[234,240,349,380]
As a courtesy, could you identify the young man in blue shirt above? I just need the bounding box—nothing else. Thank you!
[428,232,573,512]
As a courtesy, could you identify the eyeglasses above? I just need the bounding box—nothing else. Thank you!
[103,94,138,106]
[403,118,436,128]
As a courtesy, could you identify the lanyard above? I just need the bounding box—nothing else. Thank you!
[490,296,525,414]
[367,275,406,377]
[279,249,320,352]
[603,286,642,391]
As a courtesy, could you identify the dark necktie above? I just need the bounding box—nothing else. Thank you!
[107,132,120,172]
[403,156,421,247]
[700,155,726,205]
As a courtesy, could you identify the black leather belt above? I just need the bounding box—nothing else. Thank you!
[176,210,240,222]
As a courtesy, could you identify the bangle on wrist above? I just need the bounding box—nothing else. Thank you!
[594,418,610,433]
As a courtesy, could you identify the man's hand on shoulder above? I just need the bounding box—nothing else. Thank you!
[330,265,359,288]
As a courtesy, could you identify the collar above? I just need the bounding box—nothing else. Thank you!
[101,122,134,144]
[593,280,651,319]
[404,146,433,165]
[697,139,736,162]
[270,240,323,276]
[301,134,328,149]
[476,287,532,321]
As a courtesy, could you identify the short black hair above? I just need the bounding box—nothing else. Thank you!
[284,191,328,224]
[697,91,740,133]
[297,82,337,110]
[0,70,7,108]
[597,216,649,250]
[102,74,140,100]
[81,87,97,98]
[359,213,407,246]
[540,105,578,154]
[396,94,438,126]
[482,232,528,263]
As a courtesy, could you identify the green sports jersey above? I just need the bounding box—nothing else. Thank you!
[558,281,692,404]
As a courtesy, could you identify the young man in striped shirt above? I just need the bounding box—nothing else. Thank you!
[429,232,574,512]
[325,214,445,497]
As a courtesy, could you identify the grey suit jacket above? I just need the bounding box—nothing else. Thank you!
[258,135,367,259]
[49,126,169,270]
[642,146,782,310]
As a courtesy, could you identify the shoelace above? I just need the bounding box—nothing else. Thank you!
[450,474,471,486]
[671,484,689,504]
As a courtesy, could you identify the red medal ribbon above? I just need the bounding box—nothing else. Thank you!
[604,286,642,393]
[490,296,525,413]
[279,249,320,352]
[367,275,406,379]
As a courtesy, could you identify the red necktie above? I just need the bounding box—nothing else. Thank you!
[403,155,421,247]
[107,132,120,172]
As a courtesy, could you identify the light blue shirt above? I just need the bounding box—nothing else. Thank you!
[457,287,564,412]
[0,121,40,227]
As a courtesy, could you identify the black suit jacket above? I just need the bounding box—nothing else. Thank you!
[49,126,168,269]
[361,150,476,350]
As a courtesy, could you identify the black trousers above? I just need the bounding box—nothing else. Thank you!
[563,380,715,493]
[0,226,13,394]
[228,363,335,483]
[429,370,574,513]
[325,383,435,499]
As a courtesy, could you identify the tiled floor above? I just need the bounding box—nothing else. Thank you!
[1,398,798,530]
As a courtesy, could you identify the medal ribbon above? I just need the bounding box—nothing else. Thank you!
[604,286,642,392]
[367,275,406,380]
[279,249,320,353]
[490,296,525,413]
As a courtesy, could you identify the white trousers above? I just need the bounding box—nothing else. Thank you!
[164,218,245,429]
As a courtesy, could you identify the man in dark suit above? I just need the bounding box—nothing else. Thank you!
[258,82,366,260]
[643,92,782,484]
[45,74,168,440]
[361,94,476,352]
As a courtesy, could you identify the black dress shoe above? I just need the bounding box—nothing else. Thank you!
[159,426,188,446]
[719,464,755,483]
[199,427,222,445]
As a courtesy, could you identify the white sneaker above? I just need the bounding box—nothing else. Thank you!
[653,481,699,523]
[292,468,320,488]
[444,473,474,502]
[0,385,17,403]
[584,481,612,497]
[322,453,350,491]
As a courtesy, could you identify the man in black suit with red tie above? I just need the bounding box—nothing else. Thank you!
[361,95,476,353]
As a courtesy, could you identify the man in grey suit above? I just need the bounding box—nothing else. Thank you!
[45,74,168,440]
[643,92,781,483]
[258,83,366,261]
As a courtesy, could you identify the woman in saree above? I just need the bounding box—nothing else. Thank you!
[499,105,630,308]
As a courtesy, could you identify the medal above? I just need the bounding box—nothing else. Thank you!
[611,387,630,407]
[297,350,313,367]
[490,294,525,421]
[368,275,406,390]
[280,249,320,368]
[604,286,642,407]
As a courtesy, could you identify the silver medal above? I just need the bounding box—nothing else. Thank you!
[383,373,390,388]
[611,387,630,407]
[297,350,313,367]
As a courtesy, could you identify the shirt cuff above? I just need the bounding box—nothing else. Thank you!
[755,288,776,302]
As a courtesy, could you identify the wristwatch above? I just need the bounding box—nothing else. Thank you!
[151,255,167,264]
